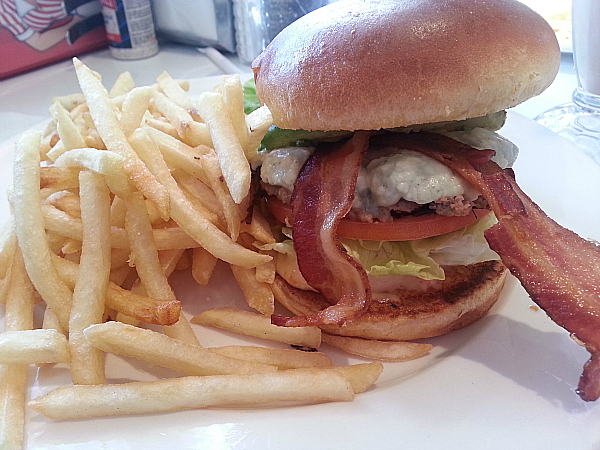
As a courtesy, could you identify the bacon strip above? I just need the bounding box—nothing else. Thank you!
[374,132,600,401]
[272,131,372,327]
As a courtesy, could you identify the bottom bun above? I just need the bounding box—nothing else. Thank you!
[272,260,508,341]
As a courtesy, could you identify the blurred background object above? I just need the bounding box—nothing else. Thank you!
[100,0,158,60]
[0,0,107,79]
[535,0,600,165]
[232,0,331,64]
[519,0,572,52]
[151,0,236,53]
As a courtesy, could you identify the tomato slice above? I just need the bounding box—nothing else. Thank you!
[266,196,490,241]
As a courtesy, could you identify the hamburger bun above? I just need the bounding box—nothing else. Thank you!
[251,0,560,131]
[272,260,508,341]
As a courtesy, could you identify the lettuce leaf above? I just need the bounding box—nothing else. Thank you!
[342,212,498,280]
[243,78,261,114]
[257,214,498,282]
[341,239,445,280]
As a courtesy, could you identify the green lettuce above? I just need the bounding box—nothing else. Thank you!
[243,78,261,114]
[342,212,498,280]
[257,214,498,282]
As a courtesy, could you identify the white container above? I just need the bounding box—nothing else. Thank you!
[572,0,600,100]
[100,0,159,60]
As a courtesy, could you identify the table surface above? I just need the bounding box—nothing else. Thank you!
[0,43,577,143]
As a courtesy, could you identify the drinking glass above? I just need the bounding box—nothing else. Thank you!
[535,0,600,164]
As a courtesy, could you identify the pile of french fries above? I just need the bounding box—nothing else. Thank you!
[0,58,392,448]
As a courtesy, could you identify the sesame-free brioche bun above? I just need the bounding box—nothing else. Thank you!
[272,261,508,341]
[251,0,560,131]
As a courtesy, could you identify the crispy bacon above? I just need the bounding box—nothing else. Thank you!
[271,131,372,327]
[374,132,600,401]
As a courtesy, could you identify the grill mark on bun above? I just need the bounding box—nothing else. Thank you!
[272,261,508,341]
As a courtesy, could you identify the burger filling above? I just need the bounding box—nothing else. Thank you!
[244,81,512,293]
[259,126,518,223]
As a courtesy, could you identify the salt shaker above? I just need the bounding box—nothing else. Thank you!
[100,0,159,60]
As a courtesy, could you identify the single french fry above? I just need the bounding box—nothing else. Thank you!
[174,249,190,271]
[144,126,210,184]
[255,258,276,284]
[29,369,354,420]
[53,147,130,198]
[40,166,80,190]
[0,330,70,364]
[124,191,199,345]
[216,74,250,149]
[68,171,111,385]
[191,246,218,285]
[152,91,212,147]
[322,333,433,362]
[124,192,176,301]
[107,284,181,325]
[0,272,12,306]
[242,206,277,244]
[120,86,154,137]
[158,248,186,277]
[209,345,333,370]
[83,322,276,376]
[230,264,274,315]
[42,307,66,335]
[157,71,198,114]
[51,93,85,111]
[0,248,36,449]
[197,150,241,240]
[144,117,180,139]
[244,105,273,165]
[50,101,87,151]
[73,58,170,219]
[0,365,28,448]
[11,130,72,328]
[45,190,81,218]
[172,169,224,224]
[0,218,17,280]
[110,195,127,227]
[61,239,82,255]
[238,232,275,284]
[197,91,251,204]
[109,71,135,98]
[191,307,321,348]
[335,363,383,394]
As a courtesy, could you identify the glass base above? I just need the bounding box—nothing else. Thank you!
[535,94,600,165]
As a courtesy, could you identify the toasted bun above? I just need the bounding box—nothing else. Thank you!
[252,0,560,131]
[272,260,508,341]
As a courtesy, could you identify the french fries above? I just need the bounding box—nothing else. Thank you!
[84,321,277,376]
[68,171,111,385]
[11,130,73,329]
[29,369,355,420]
[0,60,424,446]
[322,333,433,362]
[0,329,69,364]
[191,307,321,348]
[0,249,36,449]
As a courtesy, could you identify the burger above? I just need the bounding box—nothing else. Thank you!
[246,0,561,342]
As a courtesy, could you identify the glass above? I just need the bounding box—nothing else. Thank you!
[535,0,600,164]
[232,0,331,65]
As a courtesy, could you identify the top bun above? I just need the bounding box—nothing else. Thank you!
[251,0,560,131]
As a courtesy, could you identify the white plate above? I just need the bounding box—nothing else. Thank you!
[2,77,600,449]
